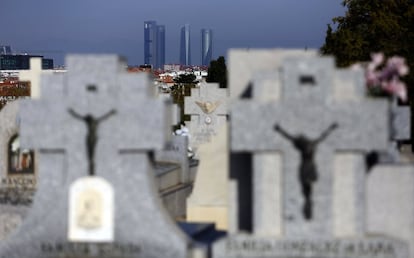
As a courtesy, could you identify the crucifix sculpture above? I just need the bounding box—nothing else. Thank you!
[68,108,116,176]
[274,123,338,220]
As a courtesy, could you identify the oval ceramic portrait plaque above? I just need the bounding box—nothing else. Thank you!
[68,176,114,242]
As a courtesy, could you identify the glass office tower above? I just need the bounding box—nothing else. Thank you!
[144,21,165,69]
[156,25,165,70]
[201,29,212,66]
[0,46,12,55]
[180,24,191,66]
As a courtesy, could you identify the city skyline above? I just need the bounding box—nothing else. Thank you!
[0,0,345,66]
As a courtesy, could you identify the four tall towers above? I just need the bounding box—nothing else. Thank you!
[144,21,213,68]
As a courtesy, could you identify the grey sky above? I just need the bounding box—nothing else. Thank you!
[0,0,345,66]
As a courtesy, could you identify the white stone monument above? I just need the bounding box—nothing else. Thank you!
[0,55,194,258]
[214,54,409,258]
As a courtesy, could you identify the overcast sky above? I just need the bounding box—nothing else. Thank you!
[0,0,345,66]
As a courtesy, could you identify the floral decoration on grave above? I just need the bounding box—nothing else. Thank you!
[352,53,409,102]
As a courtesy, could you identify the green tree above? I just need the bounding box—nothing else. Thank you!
[321,0,414,83]
[321,0,414,147]
[207,56,227,88]
[170,74,198,127]
[174,73,197,84]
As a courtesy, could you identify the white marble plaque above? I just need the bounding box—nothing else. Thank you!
[68,176,114,242]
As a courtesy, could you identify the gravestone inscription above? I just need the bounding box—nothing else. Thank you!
[0,55,191,258]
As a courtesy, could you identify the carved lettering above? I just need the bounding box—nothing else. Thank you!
[39,242,141,257]
[225,239,398,258]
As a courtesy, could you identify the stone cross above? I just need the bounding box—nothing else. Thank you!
[213,53,409,258]
[230,56,389,237]
[184,82,228,148]
[0,55,190,258]
[18,58,45,99]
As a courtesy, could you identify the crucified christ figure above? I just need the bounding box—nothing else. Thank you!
[68,109,116,176]
[274,123,338,220]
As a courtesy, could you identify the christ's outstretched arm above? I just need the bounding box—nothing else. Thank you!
[97,109,116,123]
[68,108,84,120]
[274,124,294,142]
[315,123,338,144]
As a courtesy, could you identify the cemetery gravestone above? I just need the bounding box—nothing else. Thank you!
[0,101,36,240]
[158,92,181,126]
[213,54,409,258]
[185,50,316,232]
[155,135,194,220]
[184,82,228,149]
[390,97,412,161]
[18,57,55,99]
[0,55,192,258]
[227,48,316,99]
[367,165,414,258]
[391,97,411,142]
[155,135,191,184]
[371,97,411,164]
[152,93,195,220]
[186,123,229,230]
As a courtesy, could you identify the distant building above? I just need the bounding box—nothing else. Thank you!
[41,58,54,70]
[180,24,191,66]
[201,29,213,66]
[144,21,157,67]
[0,46,12,55]
[144,21,166,70]
[0,55,54,70]
[163,64,181,72]
[156,25,165,70]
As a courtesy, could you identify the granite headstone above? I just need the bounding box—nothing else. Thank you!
[213,53,409,258]
[0,101,36,240]
[155,135,191,183]
[0,55,193,258]
[184,82,228,149]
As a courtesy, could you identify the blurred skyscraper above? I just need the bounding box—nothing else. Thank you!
[144,21,165,69]
[156,25,165,70]
[180,24,191,66]
[0,46,12,55]
[201,29,212,66]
